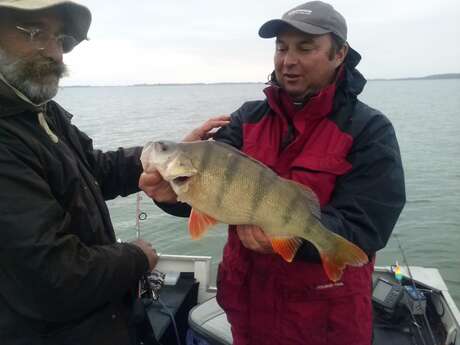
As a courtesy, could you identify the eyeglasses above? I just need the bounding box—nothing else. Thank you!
[15,25,78,53]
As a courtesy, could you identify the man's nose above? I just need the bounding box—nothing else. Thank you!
[39,39,64,63]
[283,49,298,66]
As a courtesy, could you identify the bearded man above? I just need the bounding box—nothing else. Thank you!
[0,1,158,344]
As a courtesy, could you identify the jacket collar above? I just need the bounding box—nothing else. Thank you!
[264,80,337,125]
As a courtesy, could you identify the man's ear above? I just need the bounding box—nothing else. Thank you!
[335,43,349,68]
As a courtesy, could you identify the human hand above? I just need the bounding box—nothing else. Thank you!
[183,115,231,142]
[131,239,159,271]
[236,225,274,254]
[139,170,177,203]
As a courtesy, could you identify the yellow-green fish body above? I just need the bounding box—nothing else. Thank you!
[141,140,368,281]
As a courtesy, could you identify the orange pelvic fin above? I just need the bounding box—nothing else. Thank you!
[319,236,369,282]
[270,237,303,262]
[188,208,218,240]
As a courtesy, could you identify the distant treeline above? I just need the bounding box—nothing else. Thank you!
[371,73,460,81]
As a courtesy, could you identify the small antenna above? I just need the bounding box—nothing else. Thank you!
[394,233,417,286]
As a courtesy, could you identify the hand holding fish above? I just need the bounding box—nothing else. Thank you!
[139,170,177,203]
[183,115,230,142]
[140,115,230,203]
[237,225,274,254]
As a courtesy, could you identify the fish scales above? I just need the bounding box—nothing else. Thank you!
[141,140,369,282]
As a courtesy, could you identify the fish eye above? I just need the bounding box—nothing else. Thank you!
[157,141,168,152]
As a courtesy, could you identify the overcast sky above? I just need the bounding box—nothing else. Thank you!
[62,0,460,86]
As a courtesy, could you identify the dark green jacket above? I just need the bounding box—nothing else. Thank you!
[0,80,148,345]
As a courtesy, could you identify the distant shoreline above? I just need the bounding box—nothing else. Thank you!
[369,73,460,81]
[61,82,266,88]
[61,73,460,88]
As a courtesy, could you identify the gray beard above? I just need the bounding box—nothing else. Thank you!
[0,48,68,104]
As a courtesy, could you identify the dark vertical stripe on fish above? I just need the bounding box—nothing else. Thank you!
[282,187,302,226]
[249,167,271,222]
[197,142,213,172]
[215,152,240,207]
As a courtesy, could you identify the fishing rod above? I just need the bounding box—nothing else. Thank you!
[134,193,182,345]
[394,233,437,345]
[135,192,163,300]
[136,192,148,240]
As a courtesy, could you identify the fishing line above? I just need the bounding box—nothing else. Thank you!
[158,297,182,345]
[136,192,148,240]
[136,192,148,298]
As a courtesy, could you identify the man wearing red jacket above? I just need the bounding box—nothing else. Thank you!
[141,1,406,344]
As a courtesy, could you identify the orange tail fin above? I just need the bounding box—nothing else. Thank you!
[318,234,369,282]
[188,208,218,240]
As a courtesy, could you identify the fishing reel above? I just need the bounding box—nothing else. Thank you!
[133,270,166,345]
[140,269,166,301]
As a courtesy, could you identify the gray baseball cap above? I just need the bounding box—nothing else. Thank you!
[0,0,91,49]
[259,1,347,41]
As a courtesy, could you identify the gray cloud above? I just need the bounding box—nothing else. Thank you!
[61,0,460,85]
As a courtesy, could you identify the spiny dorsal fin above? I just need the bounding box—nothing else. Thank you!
[208,141,278,174]
[282,178,321,219]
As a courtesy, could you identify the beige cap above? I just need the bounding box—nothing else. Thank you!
[0,0,91,47]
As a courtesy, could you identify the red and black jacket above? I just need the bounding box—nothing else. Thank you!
[163,49,406,262]
[215,95,405,261]
[215,49,406,345]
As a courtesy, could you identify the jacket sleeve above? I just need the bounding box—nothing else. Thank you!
[213,102,246,149]
[0,142,149,323]
[296,112,406,261]
[70,125,143,200]
[154,200,191,218]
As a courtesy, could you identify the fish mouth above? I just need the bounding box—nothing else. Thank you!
[172,175,191,186]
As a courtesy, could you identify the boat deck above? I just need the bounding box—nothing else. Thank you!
[187,267,459,345]
[153,256,459,345]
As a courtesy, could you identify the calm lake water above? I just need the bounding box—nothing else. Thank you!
[56,79,460,306]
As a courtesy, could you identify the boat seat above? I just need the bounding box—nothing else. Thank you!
[188,297,232,345]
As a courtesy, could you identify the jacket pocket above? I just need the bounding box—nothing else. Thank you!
[290,154,352,206]
[291,154,351,175]
[242,141,278,168]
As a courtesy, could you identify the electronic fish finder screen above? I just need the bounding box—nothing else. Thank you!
[373,279,393,302]
[372,278,405,311]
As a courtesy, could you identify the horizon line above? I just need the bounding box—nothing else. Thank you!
[60,73,460,88]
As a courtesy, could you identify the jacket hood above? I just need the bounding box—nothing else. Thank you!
[341,45,366,96]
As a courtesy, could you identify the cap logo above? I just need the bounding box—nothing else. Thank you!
[287,9,312,17]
